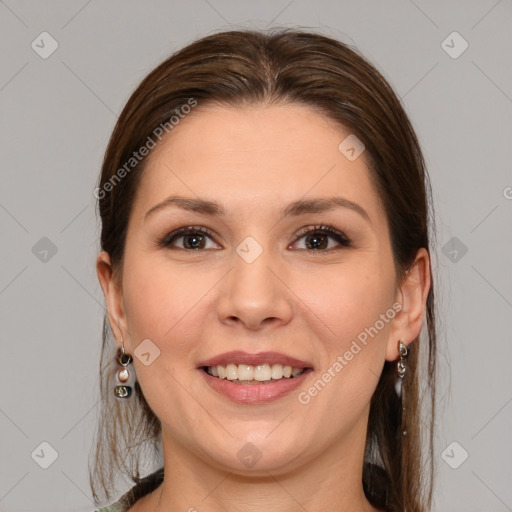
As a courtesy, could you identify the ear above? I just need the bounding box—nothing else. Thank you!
[385,247,431,361]
[96,251,127,349]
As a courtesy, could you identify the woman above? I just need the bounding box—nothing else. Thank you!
[91,29,437,512]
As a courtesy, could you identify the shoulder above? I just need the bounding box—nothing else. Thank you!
[93,467,164,512]
[95,505,125,512]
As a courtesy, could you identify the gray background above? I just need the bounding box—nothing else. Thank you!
[1,0,511,511]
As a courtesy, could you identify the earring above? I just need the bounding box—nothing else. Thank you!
[396,339,409,437]
[114,341,134,399]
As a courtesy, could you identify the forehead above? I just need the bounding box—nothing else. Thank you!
[133,103,385,224]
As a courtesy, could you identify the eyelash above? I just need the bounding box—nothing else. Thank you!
[159,224,352,251]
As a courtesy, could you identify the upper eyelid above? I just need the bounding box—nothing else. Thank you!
[293,224,348,238]
[160,225,218,246]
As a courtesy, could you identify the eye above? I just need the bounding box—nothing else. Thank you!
[290,225,352,251]
[160,226,221,250]
[159,224,351,252]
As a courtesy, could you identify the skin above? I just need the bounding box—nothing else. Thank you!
[97,103,431,512]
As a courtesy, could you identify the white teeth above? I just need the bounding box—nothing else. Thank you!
[238,364,254,380]
[206,363,305,381]
[271,364,283,379]
[225,364,238,381]
[254,364,271,381]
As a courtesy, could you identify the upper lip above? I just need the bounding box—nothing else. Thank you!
[197,351,313,369]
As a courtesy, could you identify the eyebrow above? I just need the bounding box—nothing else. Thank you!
[144,195,372,225]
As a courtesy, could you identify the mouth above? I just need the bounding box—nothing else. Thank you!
[197,351,314,404]
[202,363,308,384]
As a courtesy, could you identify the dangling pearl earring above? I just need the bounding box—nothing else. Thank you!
[114,340,134,399]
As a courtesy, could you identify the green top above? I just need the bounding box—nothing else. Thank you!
[95,467,164,512]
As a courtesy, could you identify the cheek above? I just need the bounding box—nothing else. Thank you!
[290,258,396,418]
[121,256,215,350]
[293,266,395,427]
[318,261,396,397]
[120,258,216,423]
[293,255,395,351]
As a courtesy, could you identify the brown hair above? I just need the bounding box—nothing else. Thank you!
[91,28,437,511]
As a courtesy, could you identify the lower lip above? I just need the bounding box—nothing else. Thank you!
[199,369,312,404]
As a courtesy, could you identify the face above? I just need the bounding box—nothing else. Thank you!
[100,103,424,476]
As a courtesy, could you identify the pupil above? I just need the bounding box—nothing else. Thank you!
[184,234,205,249]
[306,234,328,250]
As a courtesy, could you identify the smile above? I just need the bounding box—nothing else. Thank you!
[203,363,305,384]
[197,350,314,403]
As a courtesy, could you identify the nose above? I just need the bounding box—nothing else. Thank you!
[216,245,293,331]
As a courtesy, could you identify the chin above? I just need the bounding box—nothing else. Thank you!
[196,431,312,476]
